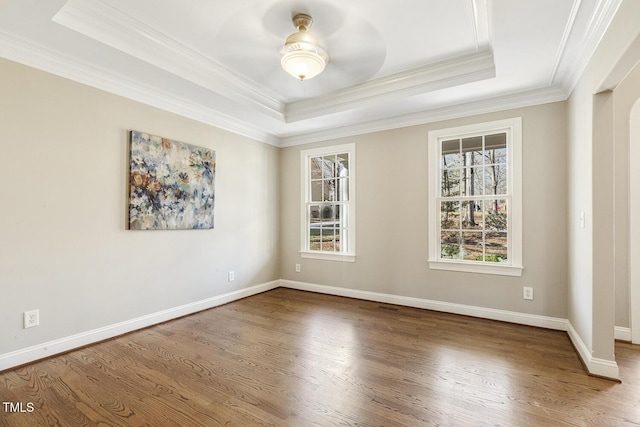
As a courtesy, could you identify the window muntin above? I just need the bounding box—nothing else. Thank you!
[301,144,355,261]
[428,118,522,276]
[439,133,509,263]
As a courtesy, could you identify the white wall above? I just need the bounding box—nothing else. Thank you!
[280,103,568,320]
[0,59,280,360]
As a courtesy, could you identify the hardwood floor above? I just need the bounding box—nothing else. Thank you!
[1,288,639,426]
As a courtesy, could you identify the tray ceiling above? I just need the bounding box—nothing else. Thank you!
[0,0,622,146]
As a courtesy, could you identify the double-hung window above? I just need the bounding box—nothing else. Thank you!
[428,118,522,276]
[301,143,356,262]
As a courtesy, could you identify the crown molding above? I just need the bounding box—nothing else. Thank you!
[554,0,623,93]
[0,30,280,146]
[0,27,571,149]
[52,0,287,121]
[549,0,582,86]
[279,86,569,147]
[471,0,491,50]
[285,50,496,123]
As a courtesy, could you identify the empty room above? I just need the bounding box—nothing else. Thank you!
[1,0,640,425]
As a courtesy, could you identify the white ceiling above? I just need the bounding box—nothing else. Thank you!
[0,0,622,146]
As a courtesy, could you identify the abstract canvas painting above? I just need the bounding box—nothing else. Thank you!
[128,131,215,230]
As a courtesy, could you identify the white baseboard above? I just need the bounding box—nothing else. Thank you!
[280,279,568,331]
[567,322,620,380]
[0,280,280,372]
[2,279,623,380]
[615,326,631,341]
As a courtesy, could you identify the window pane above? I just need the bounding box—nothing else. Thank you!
[442,139,461,168]
[485,199,508,231]
[341,228,349,253]
[323,155,337,178]
[324,180,337,201]
[335,228,342,252]
[441,169,461,197]
[485,231,507,262]
[462,200,483,230]
[462,136,483,166]
[335,204,348,227]
[310,205,321,222]
[321,225,337,252]
[462,232,483,261]
[441,231,460,259]
[338,153,349,177]
[484,133,507,164]
[440,201,460,230]
[319,204,335,221]
[309,223,321,251]
[310,157,323,179]
[463,166,483,196]
[484,164,507,195]
[461,136,482,154]
[311,180,323,202]
[337,177,349,201]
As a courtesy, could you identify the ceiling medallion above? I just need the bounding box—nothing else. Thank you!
[281,14,329,81]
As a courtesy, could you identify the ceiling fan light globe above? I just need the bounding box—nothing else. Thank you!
[281,50,326,81]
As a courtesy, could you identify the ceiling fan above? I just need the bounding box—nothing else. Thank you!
[280,13,329,81]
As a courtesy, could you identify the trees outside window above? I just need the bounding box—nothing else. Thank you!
[429,118,522,276]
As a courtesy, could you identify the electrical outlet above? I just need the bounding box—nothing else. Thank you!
[24,310,39,329]
[523,287,534,300]
[295,264,301,273]
[228,271,235,282]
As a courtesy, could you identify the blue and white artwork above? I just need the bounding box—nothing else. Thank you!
[128,131,215,230]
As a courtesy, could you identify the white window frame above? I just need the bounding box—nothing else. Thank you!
[300,143,356,262]
[428,117,523,276]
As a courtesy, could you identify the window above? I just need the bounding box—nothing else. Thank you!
[301,143,356,262]
[428,118,522,276]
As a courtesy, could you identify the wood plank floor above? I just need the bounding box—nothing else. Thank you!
[1,288,639,426]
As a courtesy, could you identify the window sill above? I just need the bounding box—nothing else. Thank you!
[300,251,356,263]
[428,259,523,276]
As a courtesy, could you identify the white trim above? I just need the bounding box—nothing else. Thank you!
[471,0,491,51]
[567,322,620,379]
[280,86,567,147]
[0,281,280,372]
[428,260,523,276]
[614,326,631,341]
[427,117,523,276]
[300,251,356,263]
[0,30,280,146]
[589,357,621,380]
[280,279,568,331]
[631,99,640,344]
[558,0,623,93]
[52,0,286,120]
[0,25,568,149]
[549,0,583,86]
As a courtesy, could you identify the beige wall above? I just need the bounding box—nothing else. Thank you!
[566,0,640,364]
[3,1,640,372]
[0,58,280,356]
[613,63,640,328]
[280,103,568,318]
